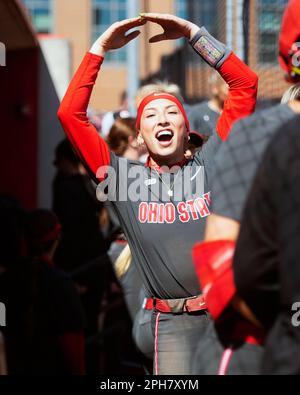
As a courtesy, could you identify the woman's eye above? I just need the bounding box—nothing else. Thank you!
[168,111,178,115]
[146,114,155,118]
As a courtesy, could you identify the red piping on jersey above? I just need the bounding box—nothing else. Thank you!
[154,312,161,375]
[218,348,233,375]
[217,320,265,375]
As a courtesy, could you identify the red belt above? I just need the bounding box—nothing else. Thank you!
[143,295,206,313]
[143,298,154,310]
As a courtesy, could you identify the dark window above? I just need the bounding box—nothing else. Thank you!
[22,0,52,33]
[257,0,288,66]
[181,0,220,65]
[92,0,127,64]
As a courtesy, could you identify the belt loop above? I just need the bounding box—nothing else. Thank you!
[153,297,156,309]
[142,298,146,309]
[182,298,188,312]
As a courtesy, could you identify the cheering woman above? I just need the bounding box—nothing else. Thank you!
[58,13,258,374]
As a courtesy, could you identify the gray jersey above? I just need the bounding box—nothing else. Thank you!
[99,134,222,299]
[211,104,295,221]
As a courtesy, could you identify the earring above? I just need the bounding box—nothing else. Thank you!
[137,135,144,146]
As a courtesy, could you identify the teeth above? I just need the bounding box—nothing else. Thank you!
[157,130,173,138]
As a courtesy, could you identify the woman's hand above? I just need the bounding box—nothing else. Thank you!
[90,17,146,57]
[140,13,199,42]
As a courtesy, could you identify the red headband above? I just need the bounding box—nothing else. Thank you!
[136,93,190,132]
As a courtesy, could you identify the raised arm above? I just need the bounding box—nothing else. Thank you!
[57,17,146,182]
[215,53,258,140]
[140,13,258,141]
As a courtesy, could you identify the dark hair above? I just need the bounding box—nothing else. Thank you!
[25,209,61,257]
[107,117,137,157]
[54,139,80,165]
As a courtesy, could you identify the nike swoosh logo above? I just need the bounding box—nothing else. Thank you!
[190,167,202,181]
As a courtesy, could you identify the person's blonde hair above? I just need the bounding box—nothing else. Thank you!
[281,83,300,104]
[135,80,184,107]
[208,70,227,87]
[114,244,132,278]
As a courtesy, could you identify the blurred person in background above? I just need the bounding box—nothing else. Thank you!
[192,86,300,374]
[52,138,108,273]
[192,0,300,373]
[52,139,111,373]
[101,91,130,137]
[87,107,106,133]
[0,208,86,375]
[188,71,228,139]
[232,115,300,374]
[107,117,140,161]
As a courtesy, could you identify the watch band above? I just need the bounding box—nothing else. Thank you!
[189,27,230,69]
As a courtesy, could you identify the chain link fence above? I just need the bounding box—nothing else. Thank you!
[145,0,290,107]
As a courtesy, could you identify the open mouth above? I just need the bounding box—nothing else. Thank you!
[155,129,174,143]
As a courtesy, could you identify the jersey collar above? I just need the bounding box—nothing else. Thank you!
[145,156,187,172]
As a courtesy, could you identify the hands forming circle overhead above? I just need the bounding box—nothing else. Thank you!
[95,13,199,54]
[140,13,199,42]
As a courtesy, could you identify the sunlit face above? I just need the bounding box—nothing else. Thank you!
[138,99,188,164]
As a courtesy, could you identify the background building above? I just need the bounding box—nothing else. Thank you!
[0,0,67,209]
[22,0,290,111]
